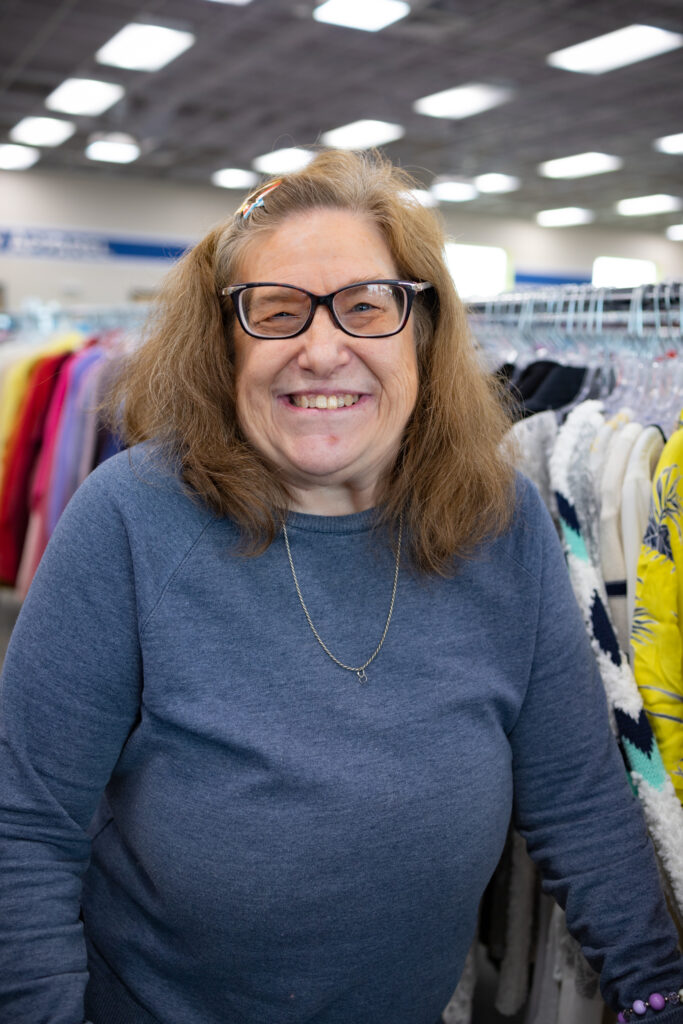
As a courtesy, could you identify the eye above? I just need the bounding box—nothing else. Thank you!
[260,308,298,321]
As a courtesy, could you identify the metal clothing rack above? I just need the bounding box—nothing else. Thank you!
[0,300,150,344]
[467,282,682,341]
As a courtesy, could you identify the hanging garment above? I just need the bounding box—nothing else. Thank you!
[508,411,559,530]
[442,942,477,1024]
[599,420,644,653]
[494,831,537,1017]
[0,351,71,585]
[14,351,78,597]
[632,420,683,803]
[550,400,683,916]
[621,425,666,643]
[44,346,105,533]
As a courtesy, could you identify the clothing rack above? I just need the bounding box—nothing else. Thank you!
[0,300,149,344]
[468,282,682,339]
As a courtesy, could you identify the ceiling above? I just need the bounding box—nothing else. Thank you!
[1,0,682,232]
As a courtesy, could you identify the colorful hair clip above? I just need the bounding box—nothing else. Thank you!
[236,180,282,220]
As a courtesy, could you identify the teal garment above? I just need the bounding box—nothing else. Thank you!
[1,446,682,1024]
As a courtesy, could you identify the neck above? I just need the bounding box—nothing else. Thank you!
[286,482,378,516]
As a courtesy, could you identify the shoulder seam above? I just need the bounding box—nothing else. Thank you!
[139,518,217,638]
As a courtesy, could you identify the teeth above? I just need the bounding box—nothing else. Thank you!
[291,393,360,409]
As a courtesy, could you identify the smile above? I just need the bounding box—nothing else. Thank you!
[289,393,361,409]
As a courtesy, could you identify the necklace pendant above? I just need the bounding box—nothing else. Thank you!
[356,668,368,684]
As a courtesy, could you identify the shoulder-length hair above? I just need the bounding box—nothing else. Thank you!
[105,148,515,575]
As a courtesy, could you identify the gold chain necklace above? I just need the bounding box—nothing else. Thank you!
[281,511,403,684]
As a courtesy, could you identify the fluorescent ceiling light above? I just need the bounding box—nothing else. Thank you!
[0,144,40,170]
[654,132,683,155]
[536,207,594,227]
[592,256,657,287]
[546,24,683,74]
[431,179,478,203]
[211,167,259,189]
[46,78,125,116]
[313,0,410,32]
[667,224,683,241]
[85,132,140,164]
[252,147,314,174]
[474,173,520,193]
[320,119,404,149]
[538,151,622,178]
[413,83,512,120]
[96,24,195,72]
[616,194,682,216]
[10,116,75,147]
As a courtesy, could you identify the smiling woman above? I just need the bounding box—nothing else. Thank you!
[106,148,515,569]
[1,149,683,1024]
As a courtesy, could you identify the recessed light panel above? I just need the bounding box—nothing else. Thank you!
[414,84,512,120]
[538,152,622,179]
[96,24,195,72]
[593,256,657,287]
[313,0,410,32]
[320,119,404,149]
[46,79,125,116]
[252,148,314,174]
[666,224,683,241]
[85,133,140,164]
[10,116,75,147]
[0,144,40,170]
[474,173,520,193]
[616,194,682,216]
[211,168,259,189]
[547,24,683,74]
[536,207,594,227]
[431,180,478,203]
[654,132,683,155]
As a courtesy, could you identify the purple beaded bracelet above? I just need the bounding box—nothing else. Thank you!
[618,989,683,1020]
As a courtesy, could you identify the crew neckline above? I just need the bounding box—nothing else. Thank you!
[283,507,379,535]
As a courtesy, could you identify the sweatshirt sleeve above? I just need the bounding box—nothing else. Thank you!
[0,463,143,1024]
[508,484,683,1016]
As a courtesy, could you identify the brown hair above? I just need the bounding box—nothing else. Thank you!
[105,148,515,574]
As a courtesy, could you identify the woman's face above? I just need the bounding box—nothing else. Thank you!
[232,208,419,514]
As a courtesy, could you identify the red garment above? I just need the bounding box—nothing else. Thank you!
[0,352,70,586]
[15,352,77,597]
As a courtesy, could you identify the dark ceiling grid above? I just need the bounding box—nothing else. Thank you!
[0,0,680,231]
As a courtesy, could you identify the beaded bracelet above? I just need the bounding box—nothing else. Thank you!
[618,989,683,1020]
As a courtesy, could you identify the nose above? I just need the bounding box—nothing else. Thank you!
[296,304,351,376]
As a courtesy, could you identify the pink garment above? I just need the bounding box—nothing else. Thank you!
[15,354,74,597]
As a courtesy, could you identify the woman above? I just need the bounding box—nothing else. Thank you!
[0,149,681,1024]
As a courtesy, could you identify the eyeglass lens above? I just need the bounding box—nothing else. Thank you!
[239,283,407,338]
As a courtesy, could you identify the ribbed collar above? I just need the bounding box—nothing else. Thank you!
[283,507,379,535]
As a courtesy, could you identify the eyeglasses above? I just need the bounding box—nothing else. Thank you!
[221,279,433,340]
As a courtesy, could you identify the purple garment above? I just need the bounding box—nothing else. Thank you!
[45,346,104,536]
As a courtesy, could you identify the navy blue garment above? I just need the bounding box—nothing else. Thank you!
[1,446,682,1023]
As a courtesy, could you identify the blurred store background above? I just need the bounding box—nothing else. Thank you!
[0,0,682,310]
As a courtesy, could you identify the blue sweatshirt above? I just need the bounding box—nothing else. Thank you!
[0,445,682,1024]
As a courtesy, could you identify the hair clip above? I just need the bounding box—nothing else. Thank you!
[236,180,282,220]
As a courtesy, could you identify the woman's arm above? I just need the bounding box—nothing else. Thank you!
[0,462,143,1023]
[509,485,683,1016]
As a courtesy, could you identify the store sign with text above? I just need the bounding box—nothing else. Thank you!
[0,226,191,262]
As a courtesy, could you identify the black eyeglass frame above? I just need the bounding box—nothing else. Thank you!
[220,279,433,339]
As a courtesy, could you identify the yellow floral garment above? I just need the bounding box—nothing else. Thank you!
[632,420,683,802]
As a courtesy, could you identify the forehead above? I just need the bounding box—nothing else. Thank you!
[236,207,397,285]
